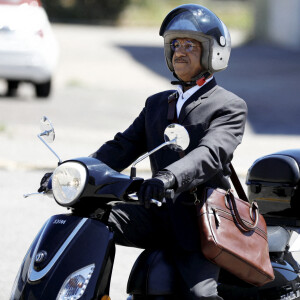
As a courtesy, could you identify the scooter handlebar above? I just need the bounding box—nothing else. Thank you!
[165,189,175,200]
[128,189,174,207]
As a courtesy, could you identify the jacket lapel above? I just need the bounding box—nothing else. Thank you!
[178,78,217,124]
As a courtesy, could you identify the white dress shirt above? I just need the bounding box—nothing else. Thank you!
[176,77,214,118]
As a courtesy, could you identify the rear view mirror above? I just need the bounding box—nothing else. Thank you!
[164,123,189,152]
[39,116,55,143]
[38,116,61,163]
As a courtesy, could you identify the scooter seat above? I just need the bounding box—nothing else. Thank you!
[267,226,291,252]
[127,249,176,295]
[247,154,300,185]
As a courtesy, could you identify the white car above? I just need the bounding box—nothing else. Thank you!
[0,0,59,98]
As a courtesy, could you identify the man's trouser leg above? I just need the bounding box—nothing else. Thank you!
[108,202,223,299]
[174,251,223,299]
[108,202,171,248]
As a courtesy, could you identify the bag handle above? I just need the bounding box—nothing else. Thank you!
[227,191,259,231]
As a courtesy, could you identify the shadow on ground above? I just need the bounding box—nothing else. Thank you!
[118,42,300,135]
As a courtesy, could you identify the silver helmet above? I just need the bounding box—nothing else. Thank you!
[159,4,231,79]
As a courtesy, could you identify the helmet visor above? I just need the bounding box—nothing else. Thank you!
[161,6,226,46]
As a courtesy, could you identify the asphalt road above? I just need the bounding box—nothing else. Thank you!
[1,23,300,299]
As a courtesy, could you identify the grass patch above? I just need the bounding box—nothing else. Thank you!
[119,0,254,32]
[66,79,84,87]
[0,124,6,132]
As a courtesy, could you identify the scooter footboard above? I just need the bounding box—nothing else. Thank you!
[10,214,115,300]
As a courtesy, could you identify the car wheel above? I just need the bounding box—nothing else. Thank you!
[35,80,51,98]
[6,80,19,97]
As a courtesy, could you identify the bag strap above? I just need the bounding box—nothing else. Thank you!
[229,163,249,202]
[167,92,178,122]
[167,92,185,159]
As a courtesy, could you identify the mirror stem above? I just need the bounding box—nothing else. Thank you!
[130,139,176,178]
[37,134,62,163]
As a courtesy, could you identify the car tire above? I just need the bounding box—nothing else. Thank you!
[35,80,51,98]
[6,80,19,97]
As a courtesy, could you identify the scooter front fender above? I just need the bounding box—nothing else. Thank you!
[10,214,115,300]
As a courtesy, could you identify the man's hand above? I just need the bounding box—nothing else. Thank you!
[38,172,53,193]
[138,170,176,208]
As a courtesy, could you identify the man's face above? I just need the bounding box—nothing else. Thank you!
[171,38,202,82]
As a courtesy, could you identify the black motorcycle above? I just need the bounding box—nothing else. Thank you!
[10,117,300,300]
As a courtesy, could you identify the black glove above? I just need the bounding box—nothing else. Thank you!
[138,170,176,208]
[38,172,53,193]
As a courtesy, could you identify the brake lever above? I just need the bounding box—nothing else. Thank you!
[23,192,45,198]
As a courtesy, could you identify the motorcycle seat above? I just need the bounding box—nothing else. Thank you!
[267,226,291,252]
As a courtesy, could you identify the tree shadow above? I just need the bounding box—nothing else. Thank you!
[118,43,300,135]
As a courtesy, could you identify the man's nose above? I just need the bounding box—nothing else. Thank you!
[174,47,186,56]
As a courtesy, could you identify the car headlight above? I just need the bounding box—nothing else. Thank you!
[52,162,87,206]
[56,264,95,300]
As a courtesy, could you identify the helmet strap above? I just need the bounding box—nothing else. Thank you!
[171,72,211,87]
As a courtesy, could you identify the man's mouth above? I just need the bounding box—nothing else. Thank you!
[174,58,187,63]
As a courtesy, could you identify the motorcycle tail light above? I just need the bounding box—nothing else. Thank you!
[56,264,95,300]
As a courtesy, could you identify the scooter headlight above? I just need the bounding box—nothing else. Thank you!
[52,162,87,207]
[56,264,95,300]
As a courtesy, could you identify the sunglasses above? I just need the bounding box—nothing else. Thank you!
[170,39,200,53]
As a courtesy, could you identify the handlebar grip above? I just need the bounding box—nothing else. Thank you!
[165,189,174,200]
[150,199,162,207]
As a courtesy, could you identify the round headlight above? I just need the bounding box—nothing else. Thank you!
[52,162,87,206]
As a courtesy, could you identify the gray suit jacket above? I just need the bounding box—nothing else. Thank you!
[91,78,247,251]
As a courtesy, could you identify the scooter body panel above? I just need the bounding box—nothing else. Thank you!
[11,214,115,300]
[127,249,177,296]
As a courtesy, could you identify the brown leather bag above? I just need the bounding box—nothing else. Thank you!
[196,186,275,286]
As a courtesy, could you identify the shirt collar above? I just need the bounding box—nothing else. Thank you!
[177,76,214,100]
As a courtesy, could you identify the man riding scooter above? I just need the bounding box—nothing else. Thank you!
[39,4,248,299]
[90,4,247,299]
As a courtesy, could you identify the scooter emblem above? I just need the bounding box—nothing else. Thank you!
[35,250,47,263]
